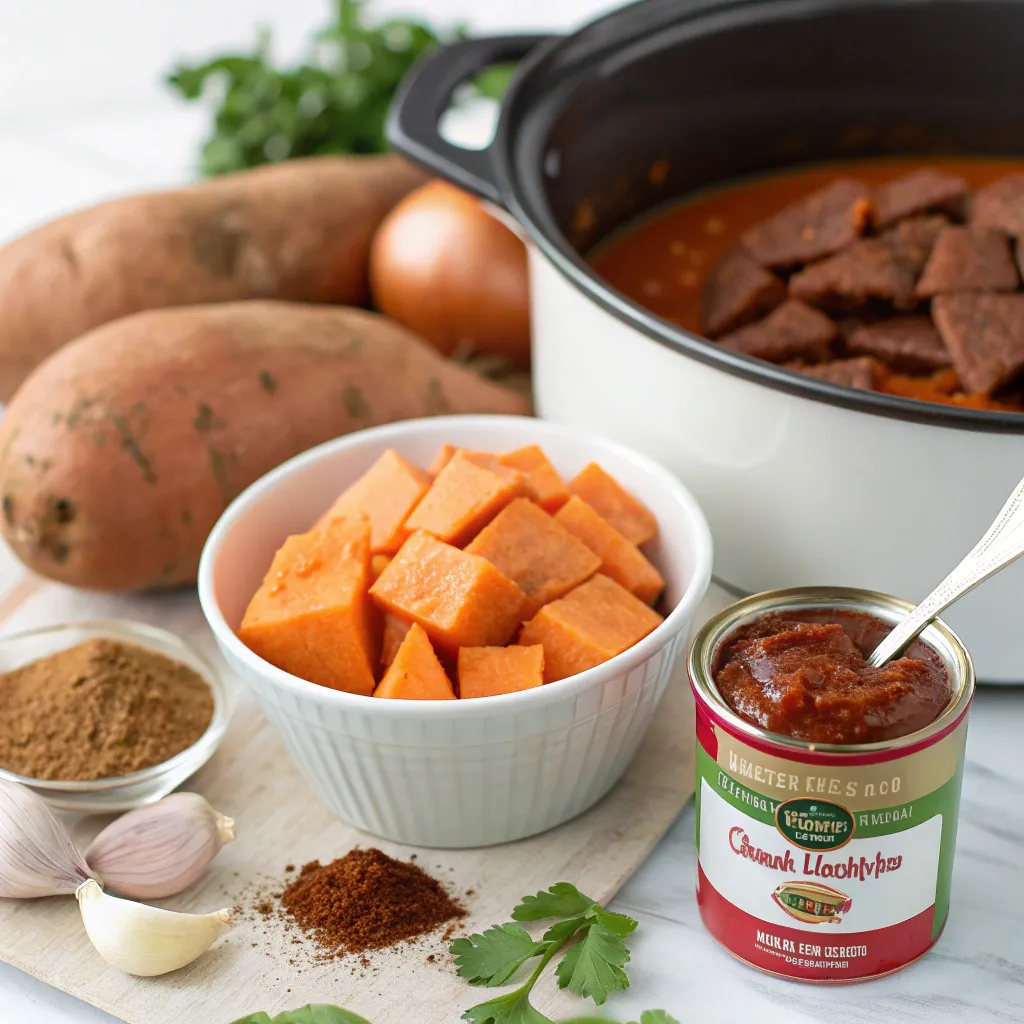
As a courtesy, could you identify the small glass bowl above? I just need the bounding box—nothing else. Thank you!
[0,619,232,812]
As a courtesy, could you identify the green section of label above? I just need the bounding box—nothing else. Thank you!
[695,745,964,941]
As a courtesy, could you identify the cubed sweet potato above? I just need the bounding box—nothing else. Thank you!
[239,518,378,694]
[371,554,392,581]
[498,445,570,512]
[555,497,664,604]
[315,448,431,554]
[465,498,600,616]
[428,444,487,476]
[567,463,657,545]
[381,612,413,668]
[519,574,663,683]
[370,531,528,650]
[405,451,526,546]
[374,623,455,700]
[458,645,545,698]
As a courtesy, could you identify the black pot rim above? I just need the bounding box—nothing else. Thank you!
[489,0,1024,435]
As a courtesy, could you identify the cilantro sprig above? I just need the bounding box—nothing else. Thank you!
[450,883,642,1024]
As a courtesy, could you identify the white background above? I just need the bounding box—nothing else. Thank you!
[0,2,1022,1022]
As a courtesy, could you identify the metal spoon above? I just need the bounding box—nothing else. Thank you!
[867,472,1024,668]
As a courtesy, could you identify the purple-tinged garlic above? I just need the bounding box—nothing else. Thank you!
[85,792,235,899]
[0,778,93,897]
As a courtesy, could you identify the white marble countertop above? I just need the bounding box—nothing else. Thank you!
[0,1,1022,1021]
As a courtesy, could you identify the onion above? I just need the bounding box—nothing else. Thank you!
[369,181,531,367]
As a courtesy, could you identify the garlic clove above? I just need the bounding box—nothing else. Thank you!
[85,792,235,900]
[0,778,93,898]
[76,879,232,976]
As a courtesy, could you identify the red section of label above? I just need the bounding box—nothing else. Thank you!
[695,700,718,759]
[697,865,936,981]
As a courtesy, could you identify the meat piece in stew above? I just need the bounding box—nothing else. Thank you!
[719,300,837,363]
[843,317,951,373]
[873,168,968,228]
[971,173,1024,235]
[915,226,1019,297]
[790,356,881,390]
[932,292,1024,394]
[741,179,873,269]
[701,246,786,337]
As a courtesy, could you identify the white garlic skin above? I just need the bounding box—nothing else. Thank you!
[85,792,235,900]
[0,779,93,898]
[76,879,232,976]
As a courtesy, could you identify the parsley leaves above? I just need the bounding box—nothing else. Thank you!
[168,0,517,176]
[452,882,641,1023]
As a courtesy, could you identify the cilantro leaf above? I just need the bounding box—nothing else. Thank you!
[461,988,554,1024]
[451,924,547,987]
[638,1013,681,1024]
[541,915,589,945]
[555,925,631,1005]
[512,882,595,922]
[587,907,638,937]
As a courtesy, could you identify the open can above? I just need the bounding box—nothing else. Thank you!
[689,587,975,983]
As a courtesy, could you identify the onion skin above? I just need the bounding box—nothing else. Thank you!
[369,181,531,367]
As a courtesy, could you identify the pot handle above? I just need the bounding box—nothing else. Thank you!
[387,35,552,206]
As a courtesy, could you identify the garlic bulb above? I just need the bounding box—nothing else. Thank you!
[85,793,235,899]
[0,779,93,898]
[76,879,232,976]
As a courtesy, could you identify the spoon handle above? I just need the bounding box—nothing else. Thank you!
[867,473,1024,668]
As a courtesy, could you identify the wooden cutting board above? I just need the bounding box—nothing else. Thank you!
[0,582,697,1024]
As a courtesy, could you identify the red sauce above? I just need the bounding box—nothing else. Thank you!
[591,157,1024,411]
[714,609,952,744]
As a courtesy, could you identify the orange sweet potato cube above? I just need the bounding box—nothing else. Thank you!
[374,623,456,700]
[458,645,545,699]
[315,448,432,554]
[427,444,492,476]
[465,498,600,616]
[381,613,413,668]
[370,532,528,650]
[405,451,526,547]
[371,554,392,581]
[555,497,665,605]
[519,574,663,683]
[239,518,378,695]
[568,463,657,546]
[499,445,570,512]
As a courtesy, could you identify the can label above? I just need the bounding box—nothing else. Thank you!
[695,710,967,981]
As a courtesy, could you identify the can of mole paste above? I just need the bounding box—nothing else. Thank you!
[688,587,975,983]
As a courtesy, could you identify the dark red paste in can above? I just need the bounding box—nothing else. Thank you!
[713,609,952,744]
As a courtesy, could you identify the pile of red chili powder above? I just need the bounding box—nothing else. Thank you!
[280,848,465,957]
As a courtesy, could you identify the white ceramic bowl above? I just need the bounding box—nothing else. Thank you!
[198,415,712,847]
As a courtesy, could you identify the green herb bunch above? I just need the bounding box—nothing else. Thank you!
[452,882,669,1024]
[168,0,458,175]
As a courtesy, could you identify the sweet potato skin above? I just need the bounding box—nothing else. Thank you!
[0,302,531,591]
[0,155,425,398]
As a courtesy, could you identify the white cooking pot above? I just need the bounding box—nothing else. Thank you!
[388,0,1024,683]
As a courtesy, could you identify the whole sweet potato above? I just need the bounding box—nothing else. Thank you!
[0,303,531,591]
[0,154,425,398]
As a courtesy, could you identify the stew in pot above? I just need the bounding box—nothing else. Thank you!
[592,159,1024,411]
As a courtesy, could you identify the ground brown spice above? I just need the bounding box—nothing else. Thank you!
[281,848,465,955]
[0,638,213,780]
